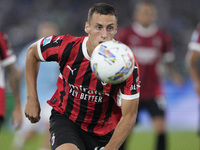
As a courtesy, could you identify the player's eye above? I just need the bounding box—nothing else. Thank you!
[96,25,102,30]
[107,26,114,31]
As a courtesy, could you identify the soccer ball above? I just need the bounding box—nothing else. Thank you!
[90,40,135,84]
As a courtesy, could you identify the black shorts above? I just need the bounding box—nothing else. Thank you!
[49,109,115,150]
[0,116,4,130]
[137,97,166,121]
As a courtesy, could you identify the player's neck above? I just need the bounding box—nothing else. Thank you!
[86,40,94,57]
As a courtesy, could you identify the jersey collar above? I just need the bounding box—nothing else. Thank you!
[132,22,158,37]
[82,36,91,61]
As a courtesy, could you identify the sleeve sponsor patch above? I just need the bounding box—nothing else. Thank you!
[43,36,52,46]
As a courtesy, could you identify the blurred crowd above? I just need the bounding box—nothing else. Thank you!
[0,0,200,77]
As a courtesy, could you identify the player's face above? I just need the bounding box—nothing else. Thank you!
[134,4,156,27]
[85,13,117,53]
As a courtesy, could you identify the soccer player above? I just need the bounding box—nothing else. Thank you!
[186,23,200,141]
[116,1,182,150]
[24,3,140,150]
[13,21,59,150]
[0,31,22,130]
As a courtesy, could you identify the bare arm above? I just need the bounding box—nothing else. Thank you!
[5,63,22,129]
[24,41,42,123]
[104,97,139,150]
[186,50,200,95]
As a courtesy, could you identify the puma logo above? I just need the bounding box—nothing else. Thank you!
[53,37,60,43]
[67,65,76,75]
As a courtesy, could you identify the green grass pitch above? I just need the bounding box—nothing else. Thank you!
[1,93,199,150]
[0,127,198,150]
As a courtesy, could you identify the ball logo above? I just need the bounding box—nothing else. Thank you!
[125,53,134,68]
[108,66,128,81]
[113,40,122,44]
[108,72,124,81]
[108,53,134,82]
[98,45,116,64]
[92,63,100,79]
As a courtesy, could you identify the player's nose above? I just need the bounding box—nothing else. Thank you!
[101,28,108,39]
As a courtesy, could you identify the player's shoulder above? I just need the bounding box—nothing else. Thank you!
[41,34,85,48]
[62,34,85,41]
[61,34,86,44]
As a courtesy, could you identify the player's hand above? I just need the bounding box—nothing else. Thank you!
[24,98,41,123]
[12,103,23,130]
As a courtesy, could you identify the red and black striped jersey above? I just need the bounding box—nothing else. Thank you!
[37,34,140,136]
[116,23,174,100]
[0,31,16,117]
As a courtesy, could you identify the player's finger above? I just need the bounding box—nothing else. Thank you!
[30,116,40,123]
[25,114,39,123]
[30,118,37,123]
[25,112,29,118]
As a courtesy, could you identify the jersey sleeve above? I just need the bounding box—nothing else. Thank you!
[0,32,16,67]
[37,35,65,63]
[188,28,200,52]
[120,55,140,100]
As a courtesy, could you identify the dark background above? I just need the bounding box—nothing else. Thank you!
[1,0,200,77]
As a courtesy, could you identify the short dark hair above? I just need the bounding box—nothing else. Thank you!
[87,3,118,23]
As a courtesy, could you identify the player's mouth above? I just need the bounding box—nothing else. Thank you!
[99,41,105,44]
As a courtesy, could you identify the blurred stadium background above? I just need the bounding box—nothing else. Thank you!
[0,0,199,149]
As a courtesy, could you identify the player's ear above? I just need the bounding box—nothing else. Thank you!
[85,22,90,34]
